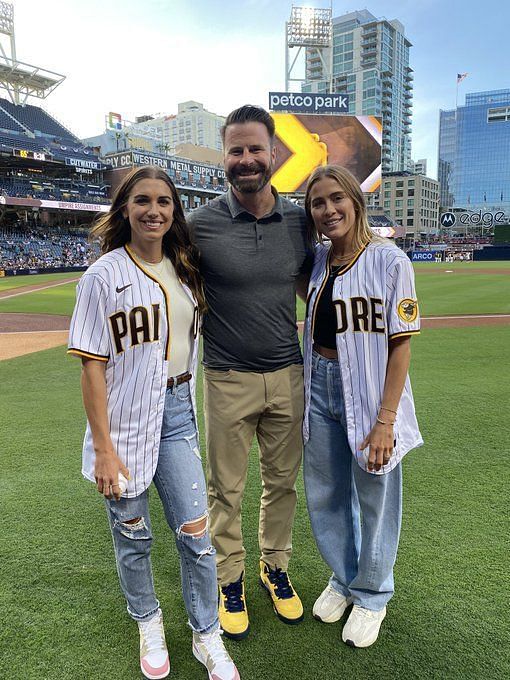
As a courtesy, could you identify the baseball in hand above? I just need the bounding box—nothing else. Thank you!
[118,472,129,495]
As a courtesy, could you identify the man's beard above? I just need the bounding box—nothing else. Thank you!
[227,161,272,194]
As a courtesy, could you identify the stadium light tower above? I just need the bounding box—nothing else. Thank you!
[285,4,333,92]
[0,1,65,104]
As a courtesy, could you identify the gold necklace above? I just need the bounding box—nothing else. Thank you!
[331,249,355,263]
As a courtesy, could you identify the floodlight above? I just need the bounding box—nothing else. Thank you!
[287,5,332,48]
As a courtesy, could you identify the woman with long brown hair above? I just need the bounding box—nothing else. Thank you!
[68,166,239,680]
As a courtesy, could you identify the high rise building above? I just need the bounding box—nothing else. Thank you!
[302,9,413,173]
[438,89,510,212]
[132,101,225,154]
[381,173,439,237]
[410,158,427,175]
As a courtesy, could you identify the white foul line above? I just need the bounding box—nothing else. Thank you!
[424,314,510,320]
[0,278,79,300]
[0,329,69,335]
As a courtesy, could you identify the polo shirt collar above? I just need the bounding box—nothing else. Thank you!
[225,186,284,219]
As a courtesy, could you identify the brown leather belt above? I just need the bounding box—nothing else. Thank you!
[167,371,192,389]
[313,343,338,360]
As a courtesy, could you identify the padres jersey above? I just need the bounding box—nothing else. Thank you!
[303,241,423,474]
[68,245,200,497]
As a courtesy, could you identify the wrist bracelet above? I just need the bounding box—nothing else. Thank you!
[380,406,397,415]
[376,417,395,426]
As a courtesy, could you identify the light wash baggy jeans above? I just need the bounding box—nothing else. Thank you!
[105,382,219,633]
[304,351,402,611]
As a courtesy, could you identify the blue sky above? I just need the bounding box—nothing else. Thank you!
[10,0,510,178]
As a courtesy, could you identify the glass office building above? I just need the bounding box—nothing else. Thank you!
[438,90,510,212]
[302,10,413,173]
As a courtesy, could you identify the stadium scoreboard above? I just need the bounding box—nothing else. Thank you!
[13,149,47,161]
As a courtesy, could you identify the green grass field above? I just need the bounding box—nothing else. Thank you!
[1,261,509,319]
[1,266,509,679]
[296,260,510,320]
[0,271,81,291]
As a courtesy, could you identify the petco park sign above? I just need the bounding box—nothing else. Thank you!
[440,210,509,228]
[269,91,349,114]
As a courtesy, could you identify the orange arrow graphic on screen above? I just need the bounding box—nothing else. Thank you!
[272,113,328,192]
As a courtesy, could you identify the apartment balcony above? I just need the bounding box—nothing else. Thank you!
[363,24,378,37]
[362,45,377,56]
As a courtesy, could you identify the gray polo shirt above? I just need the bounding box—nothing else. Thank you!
[187,187,312,372]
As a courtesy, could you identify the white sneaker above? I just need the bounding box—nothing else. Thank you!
[193,628,240,680]
[138,609,170,679]
[342,605,387,648]
[312,585,350,623]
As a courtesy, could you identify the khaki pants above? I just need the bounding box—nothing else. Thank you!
[203,363,304,586]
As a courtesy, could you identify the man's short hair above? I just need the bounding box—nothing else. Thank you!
[220,105,275,144]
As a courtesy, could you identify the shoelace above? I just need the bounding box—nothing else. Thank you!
[197,630,230,666]
[266,567,294,599]
[221,579,245,613]
[351,605,376,619]
[139,614,166,653]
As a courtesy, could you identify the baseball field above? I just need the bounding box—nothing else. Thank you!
[1,261,508,679]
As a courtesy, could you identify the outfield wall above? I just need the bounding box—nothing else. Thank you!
[1,265,87,277]
[474,246,510,260]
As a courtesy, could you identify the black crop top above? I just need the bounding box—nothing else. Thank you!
[313,265,345,349]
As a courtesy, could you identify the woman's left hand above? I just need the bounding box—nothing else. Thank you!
[359,421,394,472]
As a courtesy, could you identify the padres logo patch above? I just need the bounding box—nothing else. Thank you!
[397,298,418,323]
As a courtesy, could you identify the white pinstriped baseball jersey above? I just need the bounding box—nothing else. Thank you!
[68,245,200,497]
[303,241,423,474]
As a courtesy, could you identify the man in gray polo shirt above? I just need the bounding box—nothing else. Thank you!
[188,105,311,640]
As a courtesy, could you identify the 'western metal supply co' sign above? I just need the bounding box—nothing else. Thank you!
[269,91,349,114]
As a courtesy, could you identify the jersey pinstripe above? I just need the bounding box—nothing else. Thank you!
[68,245,200,497]
[303,241,423,474]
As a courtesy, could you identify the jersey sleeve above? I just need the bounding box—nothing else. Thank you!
[386,254,420,339]
[67,273,110,361]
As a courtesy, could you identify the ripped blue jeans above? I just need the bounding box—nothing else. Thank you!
[105,382,219,633]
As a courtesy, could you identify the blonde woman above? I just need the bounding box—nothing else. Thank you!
[302,165,422,648]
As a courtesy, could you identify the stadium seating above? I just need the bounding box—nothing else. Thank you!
[0,98,101,165]
[0,177,109,203]
[0,97,79,142]
[0,108,26,134]
[0,228,99,270]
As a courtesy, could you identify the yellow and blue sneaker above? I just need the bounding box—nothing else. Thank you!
[218,573,250,640]
[259,561,304,625]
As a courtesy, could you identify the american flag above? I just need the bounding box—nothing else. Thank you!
[457,73,468,84]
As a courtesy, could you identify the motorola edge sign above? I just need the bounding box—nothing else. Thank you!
[440,210,508,228]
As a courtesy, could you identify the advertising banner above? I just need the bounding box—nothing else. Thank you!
[0,195,109,212]
[271,114,381,193]
[411,250,441,262]
[104,151,226,179]
[65,157,102,170]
